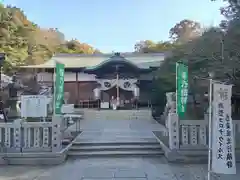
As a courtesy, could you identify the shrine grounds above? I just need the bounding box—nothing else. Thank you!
[0,119,240,180]
[0,157,240,180]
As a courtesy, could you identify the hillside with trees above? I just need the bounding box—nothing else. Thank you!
[0,4,100,74]
[134,0,240,119]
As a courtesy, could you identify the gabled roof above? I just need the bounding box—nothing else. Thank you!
[20,52,166,69]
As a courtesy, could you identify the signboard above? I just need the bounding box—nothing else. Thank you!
[212,83,236,174]
[21,95,48,117]
[61,104,74,114]
[176,62,188,117]
[54,62,65,115]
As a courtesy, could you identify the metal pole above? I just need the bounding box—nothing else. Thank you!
[176,63,178,114]
[116,67,119,107]
[116,73,119,100]
[207,78,213,180]
[53,60,56,116]
[221,36,224,63]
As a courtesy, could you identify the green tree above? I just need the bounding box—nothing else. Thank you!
[134,40,176,53]
[169,19,202,43]
[0,5,101,74]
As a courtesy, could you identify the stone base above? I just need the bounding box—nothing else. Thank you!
[0,149,68,165]
[0,156,8,165]
[153,131,240,164]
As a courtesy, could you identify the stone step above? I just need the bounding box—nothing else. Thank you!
[68,140,163,157]
[72,141,159,146]
[68,150,164,157]
[70,144,162,151]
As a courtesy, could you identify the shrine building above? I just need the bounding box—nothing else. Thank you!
[21,52,166,109]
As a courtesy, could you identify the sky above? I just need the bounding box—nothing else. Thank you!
[4,0,225,53]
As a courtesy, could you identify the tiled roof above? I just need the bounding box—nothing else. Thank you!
[20,53,166,69]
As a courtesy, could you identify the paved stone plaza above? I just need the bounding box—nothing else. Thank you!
[70,118,166,132]
[0,157,239,180]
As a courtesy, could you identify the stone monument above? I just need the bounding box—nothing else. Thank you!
[7,74,22,117]
[163,92,176,128]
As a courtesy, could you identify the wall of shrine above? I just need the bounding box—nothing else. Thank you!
[37,72,154,83]
[36,71,154,105]
[64,82,98,104]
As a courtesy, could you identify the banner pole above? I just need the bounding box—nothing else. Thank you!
[53,60,56,116]
[176,63,178,115]
[207,78,213,180]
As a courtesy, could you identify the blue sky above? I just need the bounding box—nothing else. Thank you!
[4,0,224,53]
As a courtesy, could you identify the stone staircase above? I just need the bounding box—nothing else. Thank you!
[68,141,164,157]
[82,109,152,121]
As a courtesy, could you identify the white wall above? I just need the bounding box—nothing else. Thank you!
[77,73,96,81]
[37,72,53,82]
[64,72,76,81]
[37,72,97,82]
[37,72,153,82]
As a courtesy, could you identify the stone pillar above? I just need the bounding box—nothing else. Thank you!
[166,92,176,113]
[13,119,22,152]
[168,113,179,150]
[64,92,70,104]
[133,86,140,99]
[165,92,176,128]
[52,115,62,152]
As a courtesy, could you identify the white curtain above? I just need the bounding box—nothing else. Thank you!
[118,79,137,91]
[97,79,117,91]
[97,78,137,91]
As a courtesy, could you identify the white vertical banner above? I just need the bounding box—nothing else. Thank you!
[212,83,236,174]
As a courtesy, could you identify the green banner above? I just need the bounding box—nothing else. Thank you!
[54,62,65,115]
[176,62,188,118]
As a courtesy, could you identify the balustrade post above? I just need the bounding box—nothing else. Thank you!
[13,119,22,152]
[52,115,62,152]
[168,113,180,150]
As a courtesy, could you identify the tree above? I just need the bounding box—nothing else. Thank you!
[150,25,234,119]
[134,40,156,53]
[0,5,101,73]
[212,0,240,18]
[134,40,176,53]
[169,19,202,43]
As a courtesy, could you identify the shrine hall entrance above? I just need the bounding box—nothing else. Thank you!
[101,86,135,109]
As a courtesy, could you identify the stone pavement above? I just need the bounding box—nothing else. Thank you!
[0,157,240,180]
[69,118,166,132]
[75,130,159,143]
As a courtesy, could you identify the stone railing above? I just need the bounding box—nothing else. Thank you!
[0,116,64,153]
[179,119,208,149]
[167,113,240,150]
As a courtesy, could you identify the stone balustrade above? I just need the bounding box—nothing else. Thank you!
[0,116,66,153]
[0,103,82,155]
[167,113,240,150]
[179,119,208,149]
